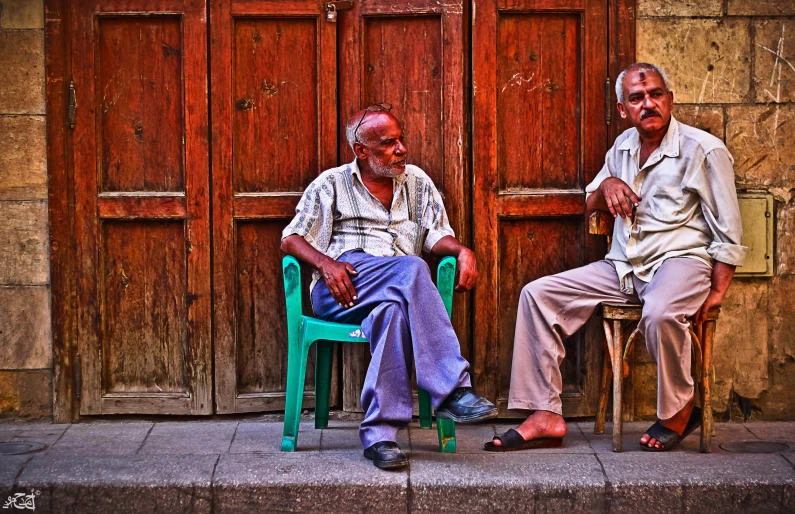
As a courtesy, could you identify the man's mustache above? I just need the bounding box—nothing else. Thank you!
[640,109,662,120]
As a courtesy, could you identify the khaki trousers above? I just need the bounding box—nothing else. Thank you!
[509,257,712,420]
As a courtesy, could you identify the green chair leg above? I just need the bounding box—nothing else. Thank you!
[281,329,310,452]
[314,341,334,429]
[418,388,433,429]
[436,418,456,453]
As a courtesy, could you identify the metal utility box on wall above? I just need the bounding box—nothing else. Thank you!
[735,193,774,277]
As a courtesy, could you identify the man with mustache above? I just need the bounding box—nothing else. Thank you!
[282,104,496,469]
[487,63,746,452]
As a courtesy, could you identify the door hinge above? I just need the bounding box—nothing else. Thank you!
[605,77,611,126]
[68,79,76,129]
[74,353,81,399]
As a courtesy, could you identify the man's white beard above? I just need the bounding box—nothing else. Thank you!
[369,158,402,178]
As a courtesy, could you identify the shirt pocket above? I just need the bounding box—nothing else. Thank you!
[647,184,685,223]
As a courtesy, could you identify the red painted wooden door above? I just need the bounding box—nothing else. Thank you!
[337,0,469,411]
[72,0,212,414]
[472,0,609,416]
[211,0,338,413]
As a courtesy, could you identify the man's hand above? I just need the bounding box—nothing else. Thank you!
[694,289,722,325]
[318,259,358,308]
[694,262,736,325]
[455,247,478,292]
[598,177,642,219]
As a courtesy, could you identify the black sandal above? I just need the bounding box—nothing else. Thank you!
[641,406,702,452]
[483,429,563,452]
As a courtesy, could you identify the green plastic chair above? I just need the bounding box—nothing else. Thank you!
[280,255,457,453]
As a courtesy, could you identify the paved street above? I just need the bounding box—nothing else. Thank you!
[1,417,793,513]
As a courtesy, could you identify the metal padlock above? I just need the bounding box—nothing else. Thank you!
[326,3,337,22]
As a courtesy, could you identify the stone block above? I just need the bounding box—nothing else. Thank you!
[754,20,795,104]
[673,105,725,139]
[0,370,51,419]
[600,453,794,514]
[18,454,216,514]
[753,276,795,420]
[409,453,606,513]
[409,423,495,454]
[0,0,43,29]
[0,201,49,285]
[631,361,658,420]
[0,31,44,114]
[637,19,751,104]
[213,453,408,513]
[229,420,320,454]
[48,423,153,456]
[0,286,51,369]
[638,0,722,17]
[0,116,46,200]
[727,105,795,189]
[138,421,237,455]
[776,199,795,275]
[712,281,770,406]
[728,0,795,16]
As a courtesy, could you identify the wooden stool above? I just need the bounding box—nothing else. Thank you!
[593,302,720,452]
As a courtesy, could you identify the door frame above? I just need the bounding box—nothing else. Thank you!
[46,0,635,422]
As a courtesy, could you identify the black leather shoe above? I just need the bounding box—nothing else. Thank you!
[435,387,498,423]
[363,441,408,470]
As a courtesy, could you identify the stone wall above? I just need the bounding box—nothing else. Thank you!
[633,0,795,420]
[0,0,51,418]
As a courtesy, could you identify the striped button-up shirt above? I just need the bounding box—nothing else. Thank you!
[282,160,455,291]
[586,117,747,293]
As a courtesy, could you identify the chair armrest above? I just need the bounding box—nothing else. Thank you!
[436,256,457,319]
[282,255,304,340]
[588,211,614,237]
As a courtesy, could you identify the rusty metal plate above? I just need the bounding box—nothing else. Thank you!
[0,442,47,455]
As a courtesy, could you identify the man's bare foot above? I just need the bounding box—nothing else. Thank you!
[491,410,567,447]
[640,395,695,449]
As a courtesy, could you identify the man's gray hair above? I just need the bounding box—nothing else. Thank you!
[345,116,360,151]
[615,62,671,104]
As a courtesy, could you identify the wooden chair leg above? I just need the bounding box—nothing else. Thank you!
[282,331,310,452]
[418,388,433,429]
[700,320,715,453]
[314,341,334,429]
[611,320,624,452]
[595,341,612,435]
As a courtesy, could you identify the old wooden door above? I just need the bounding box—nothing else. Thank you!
[211,0,339,413]
[72,0,212,414]
[472,0,608,416]
[337,0,468,411]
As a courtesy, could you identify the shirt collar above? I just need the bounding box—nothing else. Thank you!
[617,115,680,159]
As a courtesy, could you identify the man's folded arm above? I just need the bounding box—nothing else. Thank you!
[689,148,747,268]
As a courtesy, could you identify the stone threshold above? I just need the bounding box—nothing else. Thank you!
[0,419,793,513]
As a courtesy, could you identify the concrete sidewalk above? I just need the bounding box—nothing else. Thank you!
[1,417,793,513]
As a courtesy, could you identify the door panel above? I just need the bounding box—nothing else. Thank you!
[211,0,338,413]
[73,0,211,415]
[338,0,467,411]
[473,0,607,416]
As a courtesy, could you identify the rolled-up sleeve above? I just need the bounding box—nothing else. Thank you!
[421,181,455,253]
[693,148,747,266]
[281,181,334,255]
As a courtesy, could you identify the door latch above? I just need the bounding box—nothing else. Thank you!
[325,1,353,23]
